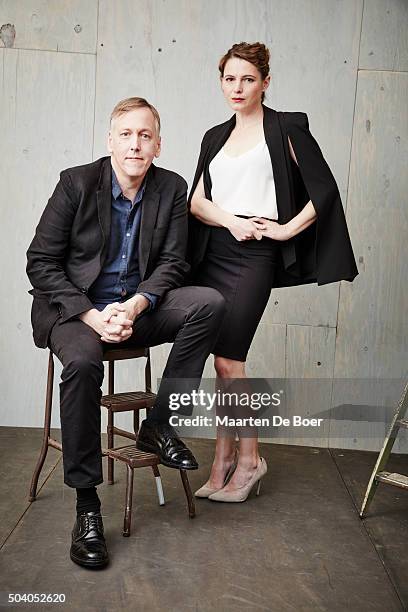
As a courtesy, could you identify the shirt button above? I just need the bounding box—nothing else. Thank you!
[122,254,126,259]
[126,233,130,237]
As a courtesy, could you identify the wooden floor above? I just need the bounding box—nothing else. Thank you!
[1,427,408,612]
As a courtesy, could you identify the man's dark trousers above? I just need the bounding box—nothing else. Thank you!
[49,285,225,489]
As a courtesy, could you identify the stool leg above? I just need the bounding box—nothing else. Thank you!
[107,361,115,484]
[145,350,152,393]
[179,470,196,518]
[151,465,165,505]
[145,351,152,420]
[107,409,114,485]
[29,352,54,502]
[133,410,140,437]
[123,465,134,537]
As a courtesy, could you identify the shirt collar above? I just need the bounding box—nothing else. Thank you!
[111,167,147,205]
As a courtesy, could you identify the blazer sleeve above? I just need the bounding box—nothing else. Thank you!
[283,111,358,284]
[26,170,94,322]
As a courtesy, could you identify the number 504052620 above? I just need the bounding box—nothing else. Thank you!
[8,593,66,604]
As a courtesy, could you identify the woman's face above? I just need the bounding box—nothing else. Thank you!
[221,57,269,112]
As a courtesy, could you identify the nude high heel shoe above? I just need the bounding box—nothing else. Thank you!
[194,451,238,498]
[208,457,267,502]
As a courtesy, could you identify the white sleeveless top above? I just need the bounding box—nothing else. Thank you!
[209,139,279,219]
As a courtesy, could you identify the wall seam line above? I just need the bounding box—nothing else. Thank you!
[91,0,100,161]
[0,46,96,56]
[329,0,365,448]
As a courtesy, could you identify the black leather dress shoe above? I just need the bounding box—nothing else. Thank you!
[136,420,198,470]
[70,511,109,569]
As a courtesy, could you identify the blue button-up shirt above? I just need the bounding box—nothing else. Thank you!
[88,168,158,311]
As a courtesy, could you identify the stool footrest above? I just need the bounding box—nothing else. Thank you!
[48,437,62,451]
[112,426,137,441]
[103,444,159,468]
[101,391,156,412]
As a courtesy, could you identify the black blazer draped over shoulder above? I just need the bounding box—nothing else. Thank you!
[187,104,358,288]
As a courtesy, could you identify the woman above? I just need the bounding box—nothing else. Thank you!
[188,42,358,502]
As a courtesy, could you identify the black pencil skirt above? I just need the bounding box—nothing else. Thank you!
[193,225,279,361]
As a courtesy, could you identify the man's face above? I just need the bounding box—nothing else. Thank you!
[108,108,161,181]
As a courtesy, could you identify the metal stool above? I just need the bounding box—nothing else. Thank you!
[29,347,195,536]
[101,346,195,535]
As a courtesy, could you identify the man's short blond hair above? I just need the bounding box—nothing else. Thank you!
[110,97,161,135]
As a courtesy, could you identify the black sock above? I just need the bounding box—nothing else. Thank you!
[76,487,101,516]
[145,405,171,424]
[145,408,163,423]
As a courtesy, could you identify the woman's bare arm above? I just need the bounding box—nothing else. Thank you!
[190,174,262,240]
[190,174,234,228]
[286,135,317,236]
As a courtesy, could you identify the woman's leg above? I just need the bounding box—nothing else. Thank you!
[203,405,237,489]
[213,356,261,490]
[193,229,278,493]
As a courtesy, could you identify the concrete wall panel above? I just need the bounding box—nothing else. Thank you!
[332,69,408,451]
[360,0,408,71]
[0,47,95,427]
[0,0,97,53]
[334,70,408,380]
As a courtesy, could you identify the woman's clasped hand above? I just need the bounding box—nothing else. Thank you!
[227,215,291,242]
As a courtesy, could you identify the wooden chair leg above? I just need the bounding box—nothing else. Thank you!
[151,465,165,505]
[29,352,54,502]
[179,470,196,518]
[123,465,134,537]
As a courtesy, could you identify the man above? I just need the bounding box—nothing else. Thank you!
[26,97,225,569]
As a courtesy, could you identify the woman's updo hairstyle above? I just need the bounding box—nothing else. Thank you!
[219,42,270,102]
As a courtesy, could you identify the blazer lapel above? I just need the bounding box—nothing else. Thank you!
[138,165,160,279]
[96,157,112,265]
[203,116,236,200]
